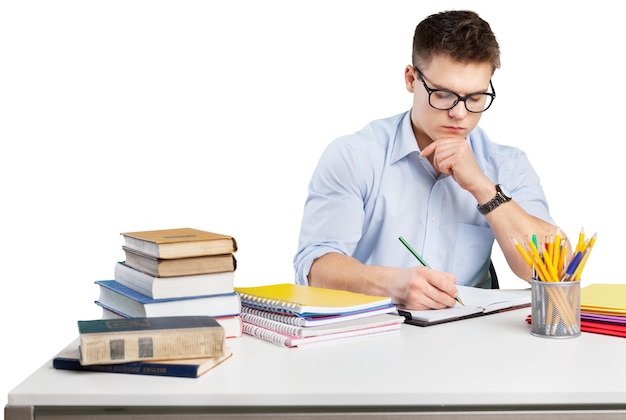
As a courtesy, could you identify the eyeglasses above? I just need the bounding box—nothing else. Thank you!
[414,67,496,113]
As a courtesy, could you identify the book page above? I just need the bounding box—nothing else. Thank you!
[398,286,530,323]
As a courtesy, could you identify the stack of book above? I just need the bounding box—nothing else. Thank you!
[54,315,232,378]
[233,283,403,348]
[95,228,243,338]
[579,283,626,338]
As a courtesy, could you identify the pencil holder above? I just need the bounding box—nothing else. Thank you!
[531,279,580,338]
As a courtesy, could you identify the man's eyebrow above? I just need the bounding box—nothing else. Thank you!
[431,79,489,95]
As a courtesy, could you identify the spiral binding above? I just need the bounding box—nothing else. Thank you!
[240,306,306,326]
[240,312,301,337]
[239,293,300,315]
[242,323,292,347]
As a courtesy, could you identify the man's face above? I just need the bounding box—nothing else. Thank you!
[406,54,494,147]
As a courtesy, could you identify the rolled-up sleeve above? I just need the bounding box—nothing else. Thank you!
[293,137,369,285]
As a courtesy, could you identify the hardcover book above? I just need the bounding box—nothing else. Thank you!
[123,247,237,277]
[54,347,232,378]
[121,228,237,259]
[95,280,242,318]
[77,316,225,365]
[397,285,531,327]
[114,261,235,299]
[234,283,394,317]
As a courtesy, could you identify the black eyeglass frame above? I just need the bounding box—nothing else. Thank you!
[414,66,496,113]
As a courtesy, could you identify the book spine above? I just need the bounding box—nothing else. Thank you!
[242,323,293,348]
[53,358,199,378]
[79,327,225,365]
[240,306,306,326]
[240,312,303,337]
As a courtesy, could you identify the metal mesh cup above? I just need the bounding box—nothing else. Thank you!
[531,279,581,338]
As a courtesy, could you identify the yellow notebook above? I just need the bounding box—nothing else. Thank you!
[580,283,626,315]
[234,283,393,316]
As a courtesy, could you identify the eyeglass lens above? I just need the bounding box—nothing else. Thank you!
[429,91,493,113]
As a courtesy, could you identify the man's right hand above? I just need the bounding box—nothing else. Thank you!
[391,266,458,310]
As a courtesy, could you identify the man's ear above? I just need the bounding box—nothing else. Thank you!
[404,65,416,93]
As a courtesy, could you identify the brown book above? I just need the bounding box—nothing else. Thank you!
[123,246,237,277]
[77,316,226,366]
[121,228,237,259]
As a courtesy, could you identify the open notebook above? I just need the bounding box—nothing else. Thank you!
[397,285,530,326]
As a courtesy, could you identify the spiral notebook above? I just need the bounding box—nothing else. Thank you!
[234,283,394,317]
[240,305,397,327]
[240,311,402,338]
[242,316,402,348]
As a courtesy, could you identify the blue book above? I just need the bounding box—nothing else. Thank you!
[95,280,241,318]
[53,347,232,378]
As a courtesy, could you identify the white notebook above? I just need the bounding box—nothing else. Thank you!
[397,286,530,326]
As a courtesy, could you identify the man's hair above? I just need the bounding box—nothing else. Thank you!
[412,10,500,72]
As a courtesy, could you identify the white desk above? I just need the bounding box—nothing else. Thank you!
[5,307,626,419]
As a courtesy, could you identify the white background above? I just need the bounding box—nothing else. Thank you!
[1,0,621,411]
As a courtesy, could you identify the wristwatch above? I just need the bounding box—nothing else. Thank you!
[477,184,512,215]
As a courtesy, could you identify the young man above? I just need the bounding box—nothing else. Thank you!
[293,10,564,310]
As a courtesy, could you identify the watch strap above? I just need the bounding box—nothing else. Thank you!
[477,184,511,215]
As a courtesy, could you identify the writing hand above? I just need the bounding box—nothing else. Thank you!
[392,266,458,310]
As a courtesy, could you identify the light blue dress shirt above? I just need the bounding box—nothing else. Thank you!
[294,110,555,288]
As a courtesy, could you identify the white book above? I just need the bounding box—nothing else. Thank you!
[114,262,235,299]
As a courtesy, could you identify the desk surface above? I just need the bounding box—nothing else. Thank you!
[6,306,626,419]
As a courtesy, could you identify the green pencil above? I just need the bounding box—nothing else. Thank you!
[398,236,465,306]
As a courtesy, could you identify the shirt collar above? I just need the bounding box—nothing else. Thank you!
[390,110,420,165]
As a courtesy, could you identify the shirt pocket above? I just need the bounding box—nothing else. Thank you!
[452,223,495,287]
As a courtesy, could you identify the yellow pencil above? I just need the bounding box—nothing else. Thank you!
[557,237,567,278]
[528,239,557,282]
[553,228,562,272]
[545,299,554,335]
[512,237,533,268]
[526,241,552,282]
[575,227,585,254]
[574,232,597,281]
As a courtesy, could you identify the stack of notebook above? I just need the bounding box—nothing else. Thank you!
[233,283,402,348]
[580,283,626,338]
